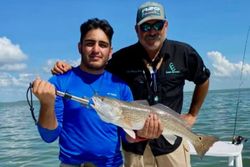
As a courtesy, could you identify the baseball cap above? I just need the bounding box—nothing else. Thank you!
[136,1,166,25]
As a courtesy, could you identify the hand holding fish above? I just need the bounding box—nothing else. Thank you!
[181,113,197,127]
[136,113,163,139]
[125,113,163,143]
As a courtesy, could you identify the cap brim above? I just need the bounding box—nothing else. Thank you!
[137,16,165,25]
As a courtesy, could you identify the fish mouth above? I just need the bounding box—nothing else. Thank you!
[90,97,97,109]
[91,97,98,106]
[91,96,104,111]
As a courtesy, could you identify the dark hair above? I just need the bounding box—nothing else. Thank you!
[80,18,114,45]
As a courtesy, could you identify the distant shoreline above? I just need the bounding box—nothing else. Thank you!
[184,87,250,94]
[1,87,250,103]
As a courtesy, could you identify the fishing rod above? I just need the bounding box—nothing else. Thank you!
[26,83,89,124]
[231,26,250,145]
[56,91,89,105]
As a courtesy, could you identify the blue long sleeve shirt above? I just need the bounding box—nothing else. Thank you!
[37,67,133,167]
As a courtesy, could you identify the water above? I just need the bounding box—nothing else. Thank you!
[0,89,249,167]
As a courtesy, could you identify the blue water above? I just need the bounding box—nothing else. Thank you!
[0,89,249,167]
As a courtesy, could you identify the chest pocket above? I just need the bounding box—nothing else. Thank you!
[157,70,185,99]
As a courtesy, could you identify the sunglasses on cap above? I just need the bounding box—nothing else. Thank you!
[139,20,165,32]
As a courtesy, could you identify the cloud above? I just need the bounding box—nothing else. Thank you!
[0,63,27,71]
[0,72,34,87]
[207,51,250,77]
[0,37,28,71]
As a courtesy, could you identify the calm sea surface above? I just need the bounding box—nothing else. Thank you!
[0,89,249,167]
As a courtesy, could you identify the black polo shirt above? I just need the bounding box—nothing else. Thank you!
[106,39,210,156]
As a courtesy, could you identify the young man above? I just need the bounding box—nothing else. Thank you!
[32,18,162,167]
[51,2,210,167]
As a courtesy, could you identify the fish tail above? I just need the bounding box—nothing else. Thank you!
[192,135,219,158]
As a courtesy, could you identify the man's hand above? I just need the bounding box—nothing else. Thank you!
[32,78,56,106]
[137,113,163,139]
[32,78,58,129]
[51,61,72,75]
[126,113,163,142]
[181,113,197,127]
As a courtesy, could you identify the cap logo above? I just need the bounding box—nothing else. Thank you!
[141,6,161,17]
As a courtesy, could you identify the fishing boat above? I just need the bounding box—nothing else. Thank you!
[189,140,244,167]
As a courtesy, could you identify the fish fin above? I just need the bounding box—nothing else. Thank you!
[163,134,177,145]
[191,135,219,159]
[132,100,149,106]
[123,128,136,139]
[151,103,191,128]
[151,104,180,117]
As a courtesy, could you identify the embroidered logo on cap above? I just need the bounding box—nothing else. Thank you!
[141,6,161,18]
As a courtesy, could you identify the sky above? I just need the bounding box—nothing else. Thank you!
[0,0,250,102]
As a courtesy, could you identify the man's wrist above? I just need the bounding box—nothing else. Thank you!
[134,130,148,142]
[125,130,148,143]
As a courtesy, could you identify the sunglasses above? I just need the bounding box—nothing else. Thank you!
[139,20,165,32]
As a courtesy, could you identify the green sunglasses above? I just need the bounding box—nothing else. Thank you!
[140,20,165,32]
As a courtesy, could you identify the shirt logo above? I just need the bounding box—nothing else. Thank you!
[106,92,118,97]
[166,62,180,74]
